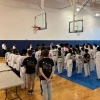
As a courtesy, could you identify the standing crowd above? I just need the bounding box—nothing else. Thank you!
[1,42,100,100]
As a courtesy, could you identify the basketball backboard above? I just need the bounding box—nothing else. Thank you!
[34,12,47,30]
[69,19,83,33]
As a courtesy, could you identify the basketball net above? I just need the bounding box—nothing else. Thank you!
[31,26,41,34]
[77,32,80,36]
[74,30,80,36]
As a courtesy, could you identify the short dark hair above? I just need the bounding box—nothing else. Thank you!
[21,49,27,55]
[97,46,100,51]
[46,46,50,51]
[28,50,32,56]
[42,49,49,57]
[40,50,44,57]
[85,49,88,53]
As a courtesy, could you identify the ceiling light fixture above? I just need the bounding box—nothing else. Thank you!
[76,8,80,12]
[95,12,99,16]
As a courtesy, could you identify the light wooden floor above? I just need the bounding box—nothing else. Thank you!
[0,58,100,100]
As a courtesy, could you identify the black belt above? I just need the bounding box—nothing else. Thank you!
[58,57,62,58]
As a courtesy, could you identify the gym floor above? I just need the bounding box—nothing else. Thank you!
[0,58,100,100]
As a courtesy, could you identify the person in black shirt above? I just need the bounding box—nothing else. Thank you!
[39,49,54,100]
[84,49,90,77]
[22,50,37,94]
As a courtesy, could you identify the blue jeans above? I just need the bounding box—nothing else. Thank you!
[41,80,52,100]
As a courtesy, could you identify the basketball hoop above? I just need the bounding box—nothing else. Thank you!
[31,26,41,34]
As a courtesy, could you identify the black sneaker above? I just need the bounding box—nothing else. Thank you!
[41,92,43,96]
[27,90,32,94]
[30,90,34,94]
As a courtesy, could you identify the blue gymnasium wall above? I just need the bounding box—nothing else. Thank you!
[0,40,100,53]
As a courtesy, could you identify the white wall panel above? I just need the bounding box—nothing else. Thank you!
[0,0,100,40]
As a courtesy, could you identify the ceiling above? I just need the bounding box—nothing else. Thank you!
[16,0,100,11]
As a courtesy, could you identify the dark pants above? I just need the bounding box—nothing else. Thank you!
[39,76,43,93]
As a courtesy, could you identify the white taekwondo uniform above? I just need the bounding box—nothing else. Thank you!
[57,51,64,74]
[89,49,95,71]
[76,54,82,73]
[17,55,28,89]
[95,51,100,79]
[35,50,41,60]
[52,49,58,71]
[65,53,73,77]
